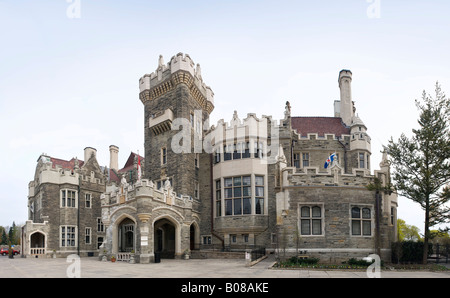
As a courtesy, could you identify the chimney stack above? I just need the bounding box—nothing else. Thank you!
[109,145,119,171]
[84,147,97,163]
[338,69,353,126]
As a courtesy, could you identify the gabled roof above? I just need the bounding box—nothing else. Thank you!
[43,151,144,184]
[291,117,350,137]
[49,157,84,170]
[118,152,144,173]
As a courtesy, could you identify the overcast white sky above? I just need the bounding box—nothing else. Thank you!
[0,0,449,233]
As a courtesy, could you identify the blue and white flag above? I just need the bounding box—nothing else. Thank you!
[324,153,336,169]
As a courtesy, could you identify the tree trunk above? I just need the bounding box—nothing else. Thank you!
[423,200,430,264]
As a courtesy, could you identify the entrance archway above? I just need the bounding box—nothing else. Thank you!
[154,218,176,259]
[118,217,135,252]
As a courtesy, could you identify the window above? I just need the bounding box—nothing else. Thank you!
[61,226,76,247]
[97,237,104,250]
[85,193,91,208]
[220,175,264,216]
[242,142,250,158]
[231,234,237,243]
[255,176,264,214]
[359,153,365,169]
[214,148,221,164]
[85,227,91,244]
[243,234,249,243]
[302,153,310,167]
[233,143,241,160]
[161,147,167,165]
[202,236,212,245]
[223,176,251,216]
[300,206,322,235]
[391,207,396,225]
[216,180,222,216]
[194,181,199,199]
[224,145,232,161]
[254,142,263,158]
[97,218,104,232]
[61,190,77,208]
[366,154,370,170]
[293,153,300,168]
[351,207,372,236]
[190,112,194,128]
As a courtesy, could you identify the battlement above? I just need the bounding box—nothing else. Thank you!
[102,179,193,209]
[33,158,105,187]
[282,163,376,188]
[208,112,279,143]
[139,52,214,111]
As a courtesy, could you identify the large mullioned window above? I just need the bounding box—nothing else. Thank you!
[217,175,264,216]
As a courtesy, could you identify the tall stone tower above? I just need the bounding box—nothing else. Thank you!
[138,53,214,199]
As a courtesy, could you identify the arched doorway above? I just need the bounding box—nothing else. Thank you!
[154,218,176,259]
[30,231,46,255]
[118,217,135,252]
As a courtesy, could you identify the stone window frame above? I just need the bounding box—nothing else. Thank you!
[60,189,78,208]
[85,193,92,208]
[60,225,77,247]
[161,147,167,166]
[85,227,92,245]
[202,235,212,245]
[298,203,325,237]
[358,152,365,169]
[216,174,266,217]
[302,152,310,167]
[350,204,374,237]
[97,218,104,232]
[293,152,301,168]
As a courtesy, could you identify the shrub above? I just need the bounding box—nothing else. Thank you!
[287,256,320,265]
[346,258,374,267]
[391,241,433,263]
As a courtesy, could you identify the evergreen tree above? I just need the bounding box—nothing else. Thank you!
[0,227,7,245]
[387,82,450,264]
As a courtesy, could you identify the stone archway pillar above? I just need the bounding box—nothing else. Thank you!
[137,213,151,264]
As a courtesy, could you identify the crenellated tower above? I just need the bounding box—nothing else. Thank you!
[139,52,214,199]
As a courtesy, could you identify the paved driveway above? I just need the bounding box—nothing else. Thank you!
[1,255,449,278]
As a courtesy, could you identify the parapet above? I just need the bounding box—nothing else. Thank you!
[139,53,214,113]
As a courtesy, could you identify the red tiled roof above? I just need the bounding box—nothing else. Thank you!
[291,117,350,137]
[50,157,84,170]
[47,151,144,183]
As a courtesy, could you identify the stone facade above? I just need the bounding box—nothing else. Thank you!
[24,53,398,264]
[23,149,107,258]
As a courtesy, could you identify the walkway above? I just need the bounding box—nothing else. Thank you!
[1,255,449,278]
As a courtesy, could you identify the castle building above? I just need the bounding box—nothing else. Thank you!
[23,53,398,263]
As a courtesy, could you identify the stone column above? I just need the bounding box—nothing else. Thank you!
[137,213,151,264]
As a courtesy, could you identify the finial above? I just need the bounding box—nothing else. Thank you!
[158,55,164,69]
[284,101,291,118]
[196,63,202,78]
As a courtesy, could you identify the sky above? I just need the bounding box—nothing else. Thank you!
[0,0,449,233]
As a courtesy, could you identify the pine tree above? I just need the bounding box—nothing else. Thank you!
[387,82,450,264]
